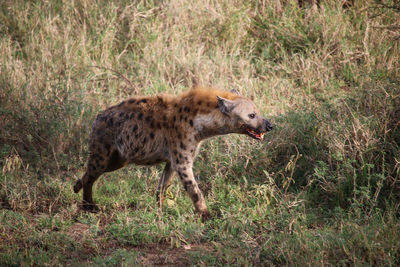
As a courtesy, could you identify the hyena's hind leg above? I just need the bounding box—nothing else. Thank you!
[155,162,175,206]
[74,148,126,211]
[73,155,106,211]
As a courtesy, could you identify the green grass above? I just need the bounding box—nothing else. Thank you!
[1,0,400,265]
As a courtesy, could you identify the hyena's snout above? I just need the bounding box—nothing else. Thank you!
[264,119,274,132]
[246,118,274,141]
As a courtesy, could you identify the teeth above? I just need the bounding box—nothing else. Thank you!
[246,129,264,140]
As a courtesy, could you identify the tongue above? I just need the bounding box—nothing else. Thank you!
[248,129,264,140]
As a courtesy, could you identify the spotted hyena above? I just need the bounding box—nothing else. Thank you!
[73,87,273,218]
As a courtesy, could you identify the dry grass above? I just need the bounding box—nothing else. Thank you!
[1,0,400,265]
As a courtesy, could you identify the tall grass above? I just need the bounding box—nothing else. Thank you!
[1,0,399,265]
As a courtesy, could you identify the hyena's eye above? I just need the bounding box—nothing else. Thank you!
[248,113,256,119]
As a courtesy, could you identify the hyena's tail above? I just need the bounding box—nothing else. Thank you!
[73,175,85,193]
[73,180,82,193]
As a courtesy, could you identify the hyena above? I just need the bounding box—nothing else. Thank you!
[73,87,273,218]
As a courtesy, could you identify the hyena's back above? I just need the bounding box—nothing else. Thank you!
[89,96,172,169]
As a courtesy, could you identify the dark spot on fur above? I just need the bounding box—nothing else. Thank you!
[150,121,155,128]
[143,137,147,144]
[108,118,114,127]
[173,116,176,122]
[157,96,167,107]
[176,158,180,164]
[184,180,192,191]
[104,143,111,151]
[193,193,199,203]
[137,99,147,104]
[184,106,190,113]
[207,103,210,107]
[197,101,202,105]
[178,107,182,113]
[145,116,151,123]
[119,112,124,117]
[180,142,186,150]
[134,147,139,154]
[150,132,155,139]
[190,149,194,153]
[89,163,96,171]
[126,134,130,140]
[179,115,183,121]
[129,113,134,119]
[157,123,161,129]
[189,119,193,127]
[138,113,143,120]
[133,124,138,132]
[178,153,182,159]
[163,115,167,121]
[177,133,182,139]
[184,156,188,161]
[173,149,178,155]
[128,99,136,104]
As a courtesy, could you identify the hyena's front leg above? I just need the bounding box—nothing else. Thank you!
[155,162,175,206]
[173,159,209,218]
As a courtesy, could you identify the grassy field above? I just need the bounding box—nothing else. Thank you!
[1,0,399,265]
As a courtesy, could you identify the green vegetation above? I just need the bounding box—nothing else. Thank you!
[1,0,399,265]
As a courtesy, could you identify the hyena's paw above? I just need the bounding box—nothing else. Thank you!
[200,210,211,222]
[73,180,82,193]
[80,202,100,213]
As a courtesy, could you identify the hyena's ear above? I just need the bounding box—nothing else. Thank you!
[217,96,235,114]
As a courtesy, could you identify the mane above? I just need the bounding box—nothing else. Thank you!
[179,86,241,105]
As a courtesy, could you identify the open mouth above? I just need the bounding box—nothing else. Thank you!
[246,128,265,141]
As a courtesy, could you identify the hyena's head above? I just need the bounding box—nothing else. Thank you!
[217,95,273,140]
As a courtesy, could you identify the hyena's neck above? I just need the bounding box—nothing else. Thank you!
[176,87,240,141]
[193,110,234,140]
